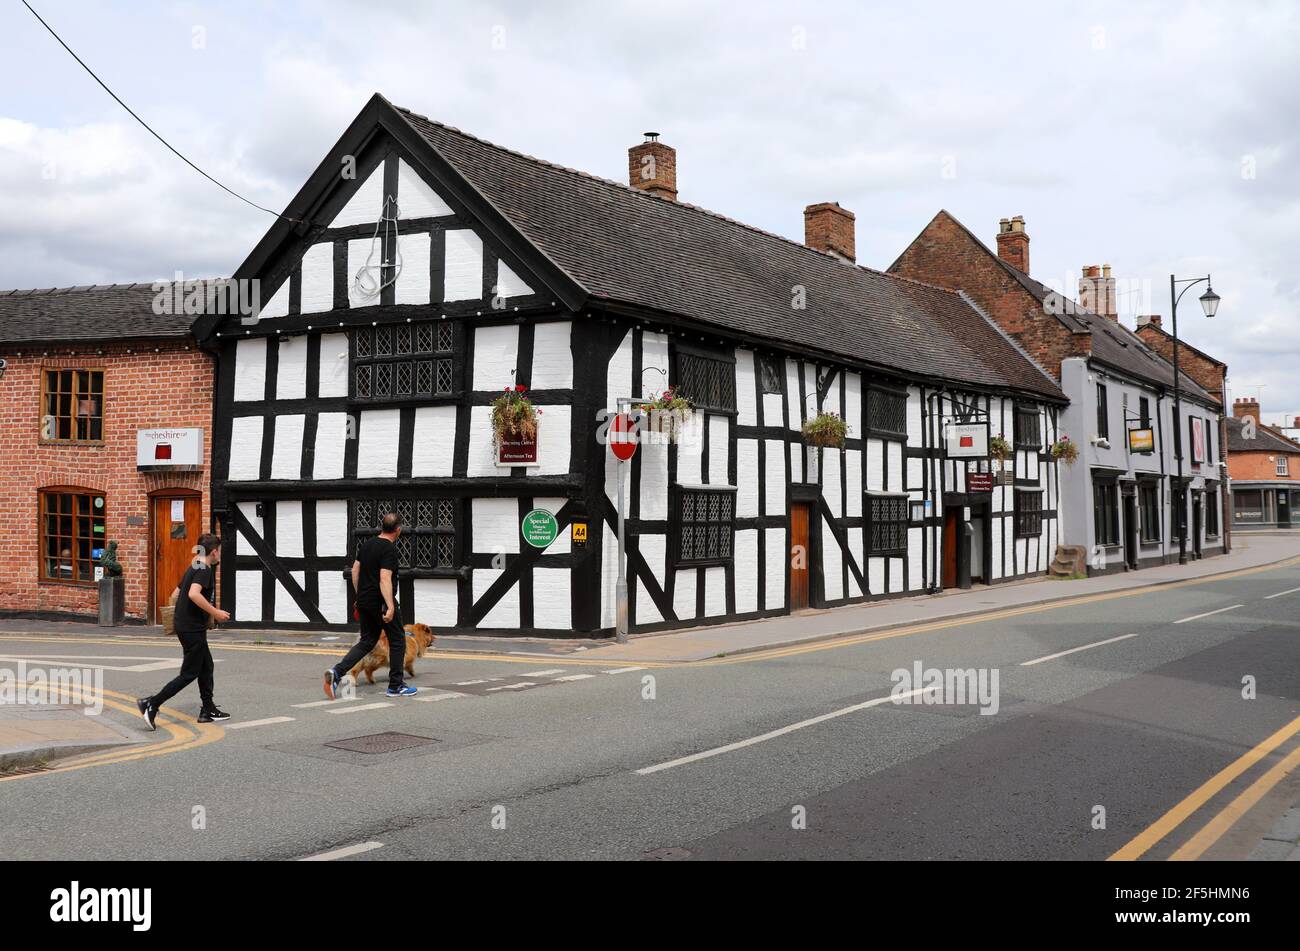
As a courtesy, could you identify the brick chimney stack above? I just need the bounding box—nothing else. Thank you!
[1233,398,1261,424]
[1079,264,1119,320]
[804,202,856,262]
[1136,314,1163,329]
[628,132,677,201]
[996,216,1030,273]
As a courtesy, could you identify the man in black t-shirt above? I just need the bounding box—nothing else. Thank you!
[324,512,417,698]
[136,533,231,729]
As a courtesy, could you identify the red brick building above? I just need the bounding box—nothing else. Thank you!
[0,284,215,623]
[1226,398,1300,529]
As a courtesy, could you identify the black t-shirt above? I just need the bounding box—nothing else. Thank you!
[355,536,398,610]
[173,563,214,635]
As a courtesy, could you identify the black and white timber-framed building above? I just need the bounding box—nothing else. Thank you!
[195,94,1068,637]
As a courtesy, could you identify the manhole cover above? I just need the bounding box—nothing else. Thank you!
[324,732,440,755]
[642,847,692,861]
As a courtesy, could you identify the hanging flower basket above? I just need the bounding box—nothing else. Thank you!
[1050,436,1079,464]
[989,433,1012,461]
[491,385,538,445]
[639,386,694,443]
[802,412,848,449]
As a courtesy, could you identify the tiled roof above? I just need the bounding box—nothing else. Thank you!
[0,282,206,345]
[1226,416,1300,454]
[393,106,1063,401]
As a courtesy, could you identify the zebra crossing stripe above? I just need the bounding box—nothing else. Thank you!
[553,674,595,682]
[603,666,645,675]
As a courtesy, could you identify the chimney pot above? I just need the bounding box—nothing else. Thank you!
[995,215,1030,273]
[804,202,856,262]
[1080,264,1119,320]
[628,133,677,201]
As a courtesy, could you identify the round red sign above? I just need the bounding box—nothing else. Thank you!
[610,412,638,461]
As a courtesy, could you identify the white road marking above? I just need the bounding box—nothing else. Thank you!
[522,668,565,677]
[326,702,392,714]
[637,688,925,776]
[455,678,501,686]
[1174,604,1244,624]
[0,654,184,673]
[554,673,595,682]
[604,666,645,674]
[299,841,384,862]
[1020,632,1141,667]
[1265,586,1300,600]
[487,682,536,692]
[292,697,360,709]
[225,716,295,730]
[414,692,468,702]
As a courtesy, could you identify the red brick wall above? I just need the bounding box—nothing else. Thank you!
[891,212,1090,381]
[1230,450,1300,482]
[1134,324,1227,402]
[0,341,214,622]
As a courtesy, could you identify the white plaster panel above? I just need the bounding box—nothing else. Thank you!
[274,335,308,400]
[495,260,533,299]
[394,232,431,305]
[708,416,729,485]
[789,441,803,484]
[764,439,786,515]
[347,238,379,308]
[315,500,349,556]
[535,406,571,476]
[312,412,347,480]
[316,571,349,624]
[257,278,289,321]
[868,557,885,595]
[907,387,924,444]
[907,457,924,492]
[640,441,670,520]
[736,350,757,426]
[531,321,573,390]
[822,449,843,518]
[412,579,459,626]
[444,229,483,302]
[672,569,697,620]
[844,373,862,437]
[785,360,802,429]
[991,517,1004,581]
[736,440,759,517]
[823,521,844,601]
[704,566,727,617]
[473,569,518,628]
[735,529,758,614]
[764,528,786,610]
[467,406,497,478]
[533,567,571,629]
[866,438,884,492]
[227,416,263,480]
[676,416,703,485]
[909,527,925,590]
[235,571,262,622]
[276,501,304,558]
[412,405,456,478]
[888,442,904,493]
[356,409,400,478]
[472,324,518,392]
[473,498,520,554]
[275,573,308,623]
[330,163,385,228]
[762,393,784,427]
[889,558,905,594]
[396,159,453,219]
[236,502,263,540]
[271,414,304,480]
[317,333,349,397]
[234,337,266,401]
[299,242,335,314]
[845,449,863,518]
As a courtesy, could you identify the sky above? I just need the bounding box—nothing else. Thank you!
[1,0,1297,424]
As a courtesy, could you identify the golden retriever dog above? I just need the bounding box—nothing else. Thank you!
[349,623,437,684]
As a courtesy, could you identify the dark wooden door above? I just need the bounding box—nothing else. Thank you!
[153,495,202,622]
[790,503,811,610]
[942,508,958,589]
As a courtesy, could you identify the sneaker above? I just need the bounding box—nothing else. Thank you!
[386,684,418,697]
[199,707,231,723]
[136,697,157,731]
[323,668,340,700]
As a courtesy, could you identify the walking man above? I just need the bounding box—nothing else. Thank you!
[136,533,231,728]
[324,512,417,699]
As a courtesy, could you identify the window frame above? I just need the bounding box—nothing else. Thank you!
[1278,456,1290,477]
[866,493,910,555]
[40,368,105,444]
[865,386,908,439]
[1093,479,1120,547]
[38,487,107,585]
[1138,481,1162,543]
[1205,488,1220,537]
[1013,404,1042,449]
[1014,489,1044,538]
[1096,383,1110,441]
[757,355,785,396]
[672,486,736,567]
[349,497,460,576]
[674,345,737,414]
[350,321,460,405]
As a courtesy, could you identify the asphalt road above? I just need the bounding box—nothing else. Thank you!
[2,556,1298,861]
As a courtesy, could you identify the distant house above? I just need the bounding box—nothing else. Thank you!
[0,283,215,622]
[1226,398,1300,529]
[192,94,1067,637]
[892,212,1227,573]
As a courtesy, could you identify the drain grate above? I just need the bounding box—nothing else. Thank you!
[324,732,440,755]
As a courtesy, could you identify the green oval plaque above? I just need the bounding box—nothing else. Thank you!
[521,509,559,549]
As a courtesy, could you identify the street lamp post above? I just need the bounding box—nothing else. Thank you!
[1168,274,1221,565]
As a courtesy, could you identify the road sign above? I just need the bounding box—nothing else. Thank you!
[610,412,638,461]
[521,509,559,548]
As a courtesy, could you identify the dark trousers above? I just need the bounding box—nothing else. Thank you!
[152,629,215,709]
[334,603,406,690]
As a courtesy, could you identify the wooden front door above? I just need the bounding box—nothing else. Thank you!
[153,495,202,622]
[942,508,959,589]
[790,502,811,610]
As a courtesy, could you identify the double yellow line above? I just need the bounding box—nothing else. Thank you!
[0,685,223,784]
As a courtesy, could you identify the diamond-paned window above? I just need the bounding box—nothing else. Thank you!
[867,389,907,437]
[868,495,909,554]
[350,497,457,571]
[678,352,736,412]
[677,488,735,565]
[352,322,456,402]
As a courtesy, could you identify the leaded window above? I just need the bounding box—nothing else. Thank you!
[351,497,456,570]
[353,321,456,402]
[758,355,784,395]
[867,389,907,437]
[677,488,734,564]
[678,352,736,412]
[1014,405,1041,448]
[867,495,908,554]
[1015,490,1044,538]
